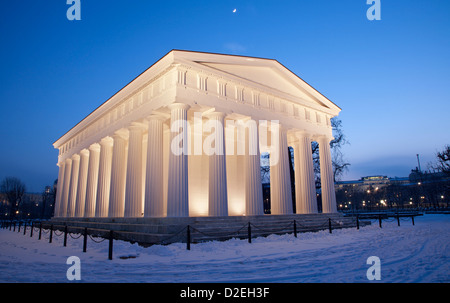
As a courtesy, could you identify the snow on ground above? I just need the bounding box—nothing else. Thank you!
[0,214,448,283]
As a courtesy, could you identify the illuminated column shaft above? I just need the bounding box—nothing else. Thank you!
[84,143,100,217]
[95,137,113,217]
[144,115,165,217]
[207,112,228,217]
[60,158,72,217]
[245,120,264,215]
[124,124,144,217]
[318,135,337,213]
[167,103,190,217]
[294,132,318,214]
[67,154,80,217]
[109,133,128,217]
[270,125,293,214]
[74,149,89,217]
[53,162,65,217]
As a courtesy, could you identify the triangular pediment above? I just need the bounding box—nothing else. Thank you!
[171,50,340,113]
[200,62,317,102]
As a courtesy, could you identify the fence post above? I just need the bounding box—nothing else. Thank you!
[83,227,88,253]
[108,230,113,260]
[9,221,12,231]
[293,220,297,238]
[378,214,382,228]
[13,222,16,232]
[18,221,21,233]
[411,215,415,226]
[39,222,42,240]
[328,218,332,234]
[23,221,27,235]
[186,225,191,251]
[397,213,400,227]
[356,215,360,230]
[30,222,33,237]
[49,224,53,243]
[64,225,68,247]
[248,222,252,243]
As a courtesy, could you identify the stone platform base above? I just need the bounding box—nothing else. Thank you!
[50,213,367,246]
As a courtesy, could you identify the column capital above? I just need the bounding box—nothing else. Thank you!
[89,143,101,152]
[147,113,168,122]
[71,153,80,161]
[204,111,226,120]
[316,134,334,144]
[128,121,146,132]
[100,136,114,147]
[295,130,313,139]
[168,102,190,111]
[79,149,90,157]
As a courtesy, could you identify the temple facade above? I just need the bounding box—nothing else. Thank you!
[52,50,341,218]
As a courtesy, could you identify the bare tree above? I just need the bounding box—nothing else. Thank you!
[0,177,26,219]
[313,117,351,188]
[436,145,450,176]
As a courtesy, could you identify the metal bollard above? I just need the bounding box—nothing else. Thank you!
[356,215,360,230]
[30,222,33,237]
[39,222,42,240]
[49,224,53,243]
[108,230,114,260]
[186,225,191,251]
[63,225,68,247]
[412,215,415,226]
[83,227,88,253]
[293,220,297,238]
[23,222,27,235]
[248,222,252,243]
[328,218,332,234]
[397,214,400,227]
[378,214,382,228]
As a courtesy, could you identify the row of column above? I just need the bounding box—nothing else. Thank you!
[54,103,337,218]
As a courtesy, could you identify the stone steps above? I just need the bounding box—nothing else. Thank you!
[49,213,365,245]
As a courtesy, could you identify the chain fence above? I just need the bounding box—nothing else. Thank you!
[0,212,420,260]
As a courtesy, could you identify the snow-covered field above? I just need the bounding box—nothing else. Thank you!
[0,214,448,283]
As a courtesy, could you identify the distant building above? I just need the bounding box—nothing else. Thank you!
[335,175,409,193]
[335,171,449,210]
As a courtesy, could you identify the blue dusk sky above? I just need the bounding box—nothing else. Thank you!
[0,0,449,192]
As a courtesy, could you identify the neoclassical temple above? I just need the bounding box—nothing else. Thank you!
[53,50,340,219]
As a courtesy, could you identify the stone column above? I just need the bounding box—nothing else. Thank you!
[124,123,145,217]
[67,154,80,217]
[84,143,100,217]
[109,133,128,218]
[95,137,113,217]
[53,162,65,217]
[74,149,89,217]
[270,124,293,214]
[144,115,165,217]
[294,132,318,214]
[318,135,337,213]
[206,112,228,217]
[167,103,190,217]
[244,119,264,215]
[60,158,72,217]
